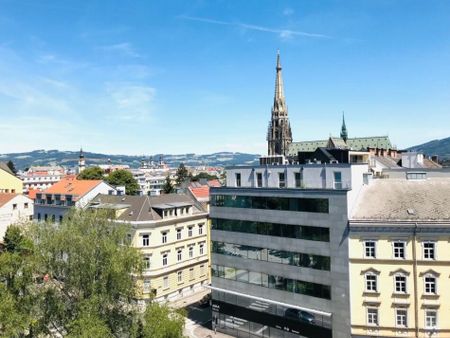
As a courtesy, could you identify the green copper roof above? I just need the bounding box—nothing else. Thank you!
[288,136,393,155]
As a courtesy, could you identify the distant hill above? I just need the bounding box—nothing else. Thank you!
[407,136,450,162]
[0,149,261,170]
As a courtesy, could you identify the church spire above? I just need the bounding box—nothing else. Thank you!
[267,51,293,156]
[273,50,286,115]
[340,111,348,142]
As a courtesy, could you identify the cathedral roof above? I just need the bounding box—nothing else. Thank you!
[288,136,393,155]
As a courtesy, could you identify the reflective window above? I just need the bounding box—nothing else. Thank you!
[212,264,330,300]
[211,195,329,213]
[212,218,329,242]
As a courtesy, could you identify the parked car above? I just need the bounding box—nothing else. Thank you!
[198,293,211,308]
[284,308,315,324]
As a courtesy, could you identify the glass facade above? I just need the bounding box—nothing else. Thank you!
[212,218,329,242]
[212,241,330,271]
[211,195,329,213]
[212,264,331,300]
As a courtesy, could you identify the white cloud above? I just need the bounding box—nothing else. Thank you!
[105,83,156,121]
[178,15,330,39]
[98,42,141,58]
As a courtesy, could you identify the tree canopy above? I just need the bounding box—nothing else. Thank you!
[0,212,186,337]
[106,170,140,195]
[6,160,17,174]
[162,175,175,194]
[175,163,190,187]
[77,166,105,180]
[191,172,217,182]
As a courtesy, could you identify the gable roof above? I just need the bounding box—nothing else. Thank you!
[90,193,205,222]
[188,186,210,201]
[0,162,14,176]
[43,176,104,197]
[0,193,18,208]
[288,136,393,155]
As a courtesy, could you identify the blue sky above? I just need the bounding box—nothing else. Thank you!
[0,0,449,155]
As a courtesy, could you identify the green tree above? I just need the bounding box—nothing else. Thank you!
[0,212,187,337]
[162,175,175,194]
[106,170,140,195]
[191,172,217,182]
[6,160,17,174]
[138,303,185,338]
[175,163,190,187]
[77,166,105,180]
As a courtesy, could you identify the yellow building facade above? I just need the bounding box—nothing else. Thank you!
[0,163,23,194]
[349,178,450,338]
[91,193,210,303]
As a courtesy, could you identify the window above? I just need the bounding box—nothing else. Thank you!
[294,172,303,188]
[12,203,17,210]
[395,275,407,293]
[143,279,151,293]
[200,264,205,276]
[37,213,41,221]
[163,276,169,289]
[212,218,330,242]
[177,249,182,262]
[59,215,63,223]
[365,273,377,292]
[162,253,168,266]
[24,203,29,209]
[199,243,204,255]
[278,172,285,188]
[424,275,436,294]
[143,256,150,270]
[188,226,193,237]
[189,268,194,280]
[367,308,378,326]
[425,310,437,329]
[51,214,55,222]
[396,309,407,327]
[364,241,376,258]
[177,271,183,283]
[256,173,263,187]
[176,228,182,240]
[235,173,241,187]
[198,224,203,235]
[393,241,406,259]
[423,242,435,260]
[162,232,167,244]
[189,246,194,258]
[407,172,426,180]
[333,172,342,189]
[142,234,150,247]
[212,195,329,213]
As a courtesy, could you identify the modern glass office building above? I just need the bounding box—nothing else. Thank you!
[210,163,369,338]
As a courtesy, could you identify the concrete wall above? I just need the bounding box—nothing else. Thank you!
[225,163,363,190]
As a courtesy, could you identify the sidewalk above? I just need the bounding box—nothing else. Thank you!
[170,287,210,309]
[192,322,235,338]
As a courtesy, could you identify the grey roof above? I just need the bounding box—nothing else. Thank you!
[0,162,14,175]
[351,178,450,221]
[372,156,401,169]
[90,193,203,222]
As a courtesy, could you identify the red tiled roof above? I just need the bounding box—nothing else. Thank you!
[0,193,18,208]
[43,176,103,196]
[188,186,210,200]
[207,179,221,187]
[28,188,39,200]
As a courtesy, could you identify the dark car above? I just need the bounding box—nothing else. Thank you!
[284,308,315,324]
[198,293,211,308]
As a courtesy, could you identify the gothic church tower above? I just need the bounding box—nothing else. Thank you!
[267,51,293,156]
